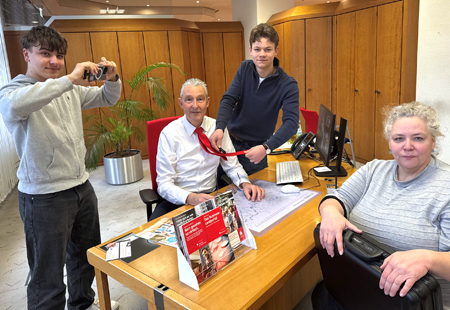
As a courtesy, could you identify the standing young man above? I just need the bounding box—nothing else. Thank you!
[210,23,300,176]
[0,26,121,310]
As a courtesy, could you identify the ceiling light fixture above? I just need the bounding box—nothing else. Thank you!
[196,1,199,3]
[147,4,150,6]
[99,7,124,14]
[106,0,109,2]
[32,21,38,23]
[218,18,220,20]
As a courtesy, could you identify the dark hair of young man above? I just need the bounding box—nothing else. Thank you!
[249,23,279,48]
[21,26,68,55]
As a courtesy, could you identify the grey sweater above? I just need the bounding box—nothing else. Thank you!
[0,74,121,194]
[332,156,450,308]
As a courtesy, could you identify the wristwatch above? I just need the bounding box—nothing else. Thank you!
[263,143,271,155]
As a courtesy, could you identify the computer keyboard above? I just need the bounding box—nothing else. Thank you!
[276,161,304,185]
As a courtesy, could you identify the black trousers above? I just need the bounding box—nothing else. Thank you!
[148,198,183,221]
[311,280,346,310]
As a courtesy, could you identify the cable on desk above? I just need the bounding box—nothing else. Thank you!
[299,166,321,191]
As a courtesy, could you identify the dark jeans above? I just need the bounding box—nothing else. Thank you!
[311,280,346,310]
[217,134,268,188]
[18,180,101,310]
[149,198,183,221]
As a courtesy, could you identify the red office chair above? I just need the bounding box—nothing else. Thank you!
[300,107,319,135]
[139,116,181,221]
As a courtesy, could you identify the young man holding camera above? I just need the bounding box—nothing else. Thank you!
[0,26,121,310]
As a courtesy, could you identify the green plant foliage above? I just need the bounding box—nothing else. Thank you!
[84,62,185,171]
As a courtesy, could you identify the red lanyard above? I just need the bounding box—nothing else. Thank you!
[194,127,246,161]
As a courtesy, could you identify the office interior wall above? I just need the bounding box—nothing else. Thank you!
[416,0,450,164]
[3,19,244,161]
[0,7,19,203]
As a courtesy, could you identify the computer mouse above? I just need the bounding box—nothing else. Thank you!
[281,184,301,194]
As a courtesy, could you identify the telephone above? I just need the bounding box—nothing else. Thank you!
[291,131,315,159]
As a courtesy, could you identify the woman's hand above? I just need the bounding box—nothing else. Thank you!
[380,249,431,297]
[319,200,361,257]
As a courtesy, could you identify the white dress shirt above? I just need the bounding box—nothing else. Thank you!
[156,115,250,205]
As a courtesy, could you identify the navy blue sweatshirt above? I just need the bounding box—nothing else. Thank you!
[215,58,299,151]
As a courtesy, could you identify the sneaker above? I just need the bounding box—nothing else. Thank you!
[87,298,119,310]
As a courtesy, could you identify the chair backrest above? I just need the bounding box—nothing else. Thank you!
[146,116,181,192]
[300,107,319,135]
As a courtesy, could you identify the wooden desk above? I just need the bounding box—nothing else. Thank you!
[87,155,355,310]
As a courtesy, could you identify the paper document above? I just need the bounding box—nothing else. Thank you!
[233,180,320,235]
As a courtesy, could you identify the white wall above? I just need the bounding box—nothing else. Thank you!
[232,0,294,59]
[416,0,450,164]
[0,7,19,203]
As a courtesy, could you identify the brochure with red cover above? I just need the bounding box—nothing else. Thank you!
[181,207,235,284]
[215,192,246,248]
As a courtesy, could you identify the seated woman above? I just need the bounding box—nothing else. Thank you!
[313,102,450,309]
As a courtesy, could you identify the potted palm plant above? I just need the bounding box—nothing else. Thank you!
[84,62,185,185]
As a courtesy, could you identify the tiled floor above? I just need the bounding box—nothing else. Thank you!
[0,161,313,310]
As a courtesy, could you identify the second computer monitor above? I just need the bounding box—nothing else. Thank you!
[314,104,348,177]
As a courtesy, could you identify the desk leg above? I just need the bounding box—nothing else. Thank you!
[148,301,156,310]
[95,268,112,310]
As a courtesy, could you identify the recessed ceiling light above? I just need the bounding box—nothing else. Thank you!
[32,21,38,23]
[196,1,199,3]
[147,4,150,6]
[218,18,220,20]
[106,0,109,2]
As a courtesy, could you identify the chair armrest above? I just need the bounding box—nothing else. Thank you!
[139,189,159,204]
[221,175,233,186]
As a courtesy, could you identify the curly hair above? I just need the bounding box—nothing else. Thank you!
[382,101,443,154]
[21,26,68,55]
[249,23,279,48]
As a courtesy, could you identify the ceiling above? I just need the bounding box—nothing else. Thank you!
[1,0,338,28]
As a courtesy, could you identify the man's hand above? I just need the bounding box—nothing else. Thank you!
[99,57,118,81]
[319,201,361,257]
[242,182,265,201]
[244,145,266,164]
[186,193,214,206]
[67,61,98,86]
[210,129,224,152]
[379,250,430,297]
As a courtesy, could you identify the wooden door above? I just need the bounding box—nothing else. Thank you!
[354,7,377,162]
[117,31,150,157]
[223,32,243,90]
[89,32,124,158]
[143,31,176,118]
[169,31,192,116]
[336,12,356,143]
[375,1,403,159]
[305,17,332,114]
[202,32,226,119]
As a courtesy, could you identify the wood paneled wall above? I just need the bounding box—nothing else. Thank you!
[269,0,419,162]
[5,19,244,160]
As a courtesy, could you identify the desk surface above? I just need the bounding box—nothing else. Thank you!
[87,154,355,310]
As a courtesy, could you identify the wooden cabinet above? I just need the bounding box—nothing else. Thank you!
[269,0,418,162]
[306,17,333,114]
[374,1,403,159]
[336,2,403,162]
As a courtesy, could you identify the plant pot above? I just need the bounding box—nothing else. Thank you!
[103,150,144,185]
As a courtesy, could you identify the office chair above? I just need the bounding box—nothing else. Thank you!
[300,107,319,135]
[139,116,181,221]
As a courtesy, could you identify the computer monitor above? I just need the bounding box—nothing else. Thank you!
[314,104,348,177]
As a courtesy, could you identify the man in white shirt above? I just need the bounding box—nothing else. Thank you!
[150,78,265,220]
